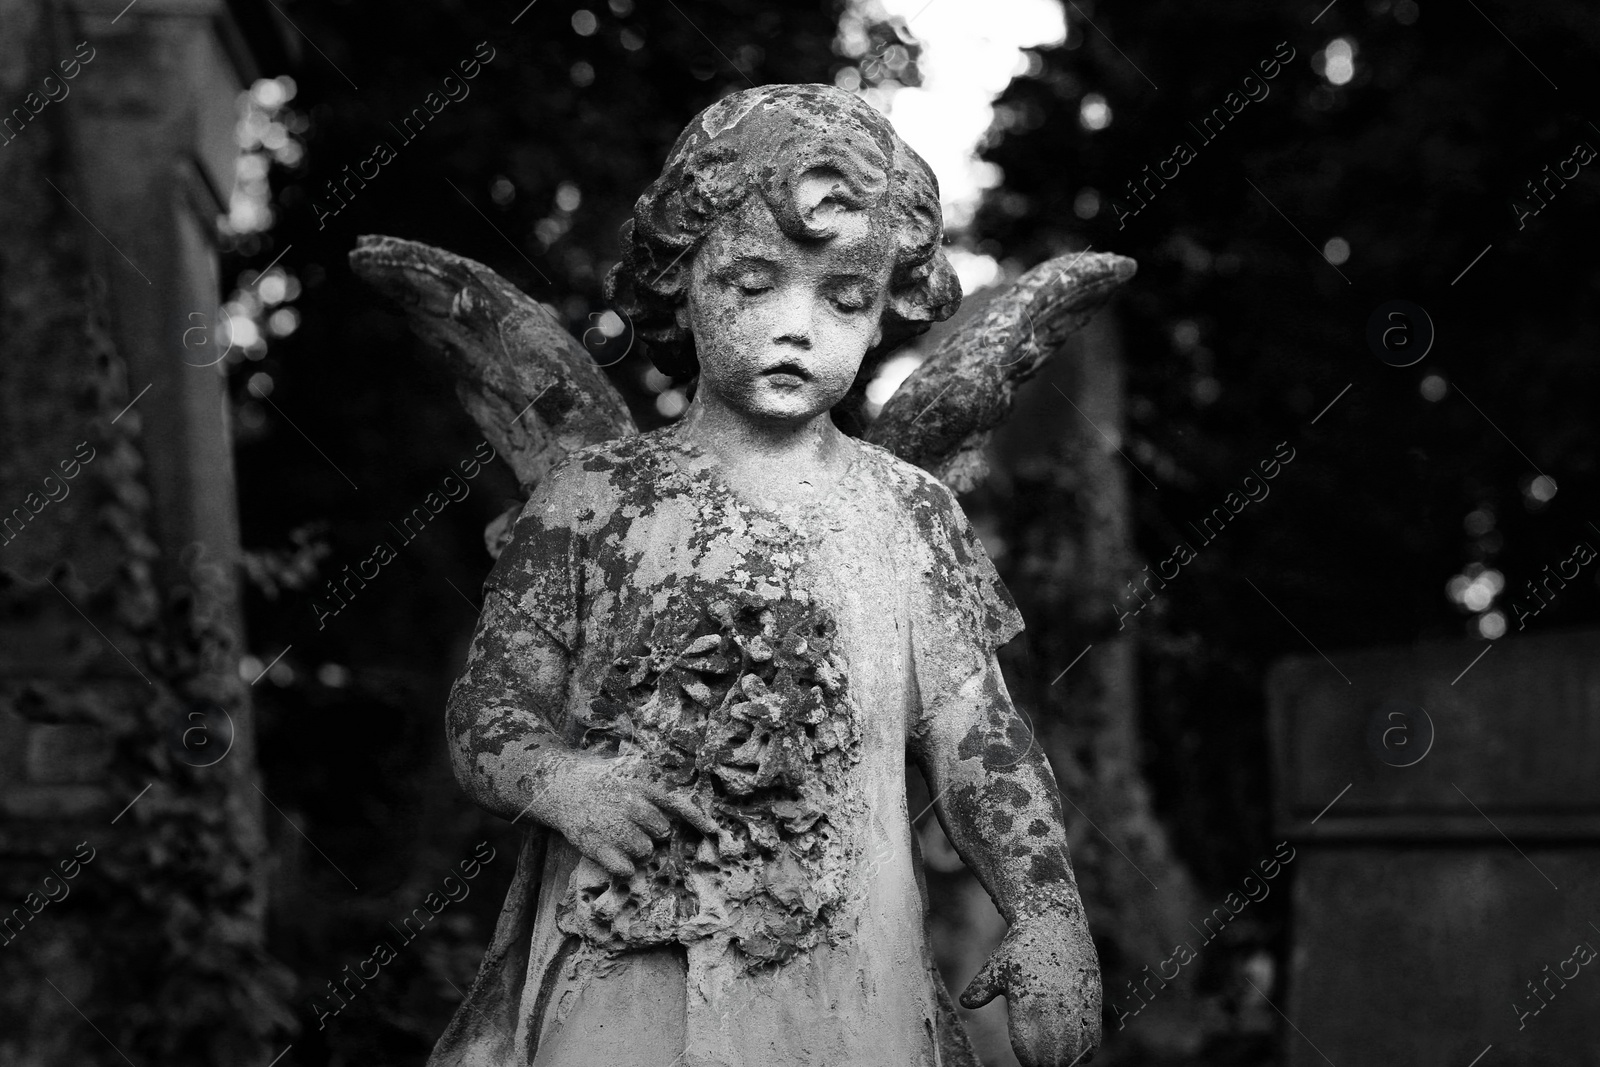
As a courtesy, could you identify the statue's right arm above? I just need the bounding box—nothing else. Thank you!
[445,590,585,829]
[445,591,718,874]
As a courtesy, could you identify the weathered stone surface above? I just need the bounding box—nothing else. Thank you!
[561,587,865,963]
[1269,628,1600,1067]
[444,426,1033,1064]
[378,84,1107,1067]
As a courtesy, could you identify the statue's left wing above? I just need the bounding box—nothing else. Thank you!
[866,251,1136,492]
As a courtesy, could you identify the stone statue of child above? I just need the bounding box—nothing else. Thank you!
[439,84,1101,1067]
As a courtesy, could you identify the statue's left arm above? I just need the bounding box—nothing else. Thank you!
[911,654,1103,1066]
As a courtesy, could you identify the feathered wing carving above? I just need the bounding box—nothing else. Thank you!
[348,237,1135,546]
[350,234,639,554]
[349,236,639,474]
[866,250,1137,493]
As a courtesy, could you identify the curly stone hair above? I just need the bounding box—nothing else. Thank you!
[605,83,961,387]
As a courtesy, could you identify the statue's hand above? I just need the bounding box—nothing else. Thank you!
[544,753,718,877]
[960,906,1102,1066]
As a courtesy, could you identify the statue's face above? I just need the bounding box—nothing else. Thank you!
[684,186,893,424]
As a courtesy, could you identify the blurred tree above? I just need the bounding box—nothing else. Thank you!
[972,0,1600,1061]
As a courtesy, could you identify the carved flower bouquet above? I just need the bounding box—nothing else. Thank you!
[561,594,864,963]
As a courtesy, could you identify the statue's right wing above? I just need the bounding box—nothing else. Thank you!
[350,235,639,557]
[349,235,638,491]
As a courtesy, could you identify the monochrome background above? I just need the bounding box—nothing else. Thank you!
[1,0,1596,1064]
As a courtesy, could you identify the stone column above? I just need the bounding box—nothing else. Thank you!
[0,0,289,1061]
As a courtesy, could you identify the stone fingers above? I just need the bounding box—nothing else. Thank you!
[627,796,674,839]
[1009,996,1088,1067]
[616,824,655,860]
[589,842,637,878]
[958,954,1006,1009]
[642,783,720,836]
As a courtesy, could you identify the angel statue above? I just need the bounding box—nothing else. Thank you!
[351,82,1135,1067]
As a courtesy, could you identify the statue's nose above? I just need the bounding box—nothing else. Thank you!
[770,289,814,348]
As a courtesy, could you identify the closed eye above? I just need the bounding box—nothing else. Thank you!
[719,259,777,297]
[827,282,877,313]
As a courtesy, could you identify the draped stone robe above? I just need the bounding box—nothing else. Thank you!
[431,425,1022,1067]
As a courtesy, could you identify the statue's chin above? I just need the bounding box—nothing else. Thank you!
[725,382,846,426]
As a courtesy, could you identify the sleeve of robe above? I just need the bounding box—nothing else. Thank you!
[427,467,586,1067]
[900,473,1025,711]
[480,467,585,659]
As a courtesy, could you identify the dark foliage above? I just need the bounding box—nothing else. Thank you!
[974,0,1599,1053]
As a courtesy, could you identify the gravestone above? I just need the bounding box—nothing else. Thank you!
[1268,626,1600,1067]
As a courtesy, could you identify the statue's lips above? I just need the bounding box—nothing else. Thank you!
[761,362,811,381]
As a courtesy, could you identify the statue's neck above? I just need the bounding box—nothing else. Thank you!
[673,396,853,503]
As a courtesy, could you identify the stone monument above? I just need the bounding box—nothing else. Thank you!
[353,83,1137,1067]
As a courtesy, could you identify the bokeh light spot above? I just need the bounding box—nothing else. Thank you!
[1079,93,1111,131]
[1322,38,1356,86]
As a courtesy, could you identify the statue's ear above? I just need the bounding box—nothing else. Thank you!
[675,303,692,330]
